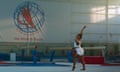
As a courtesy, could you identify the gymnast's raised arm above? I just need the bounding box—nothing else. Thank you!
[77,25,86,39]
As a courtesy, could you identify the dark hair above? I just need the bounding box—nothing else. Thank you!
[77,33,82,39]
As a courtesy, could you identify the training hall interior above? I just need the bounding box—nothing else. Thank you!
[0,0,120,65]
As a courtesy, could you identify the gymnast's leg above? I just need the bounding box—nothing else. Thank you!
[72,50,78,71]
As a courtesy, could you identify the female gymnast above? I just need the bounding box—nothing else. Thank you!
[72,25,86,71]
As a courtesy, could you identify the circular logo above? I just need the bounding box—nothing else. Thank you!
[14,1,45,33]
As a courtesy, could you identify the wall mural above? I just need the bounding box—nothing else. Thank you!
[13,1,45,42]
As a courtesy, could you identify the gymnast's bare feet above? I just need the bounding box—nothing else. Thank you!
[72,66,75,71]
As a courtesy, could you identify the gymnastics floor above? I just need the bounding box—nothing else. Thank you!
[0,62,120,72]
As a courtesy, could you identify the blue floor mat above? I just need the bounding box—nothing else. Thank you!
[0,62,71,67]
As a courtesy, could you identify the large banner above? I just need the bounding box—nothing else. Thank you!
[1,0,120,43]
[0,0,46,42]
[0,0,71,43]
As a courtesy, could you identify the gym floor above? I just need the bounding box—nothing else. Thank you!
[0,62,120,72]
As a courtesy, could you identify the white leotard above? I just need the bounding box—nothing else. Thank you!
[73,41,84,56]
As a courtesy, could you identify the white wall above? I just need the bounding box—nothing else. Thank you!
[0,0,120,43]
[71,0,120,43]
[37,1,71,43]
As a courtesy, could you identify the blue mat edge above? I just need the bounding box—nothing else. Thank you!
[0,62,71,67]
